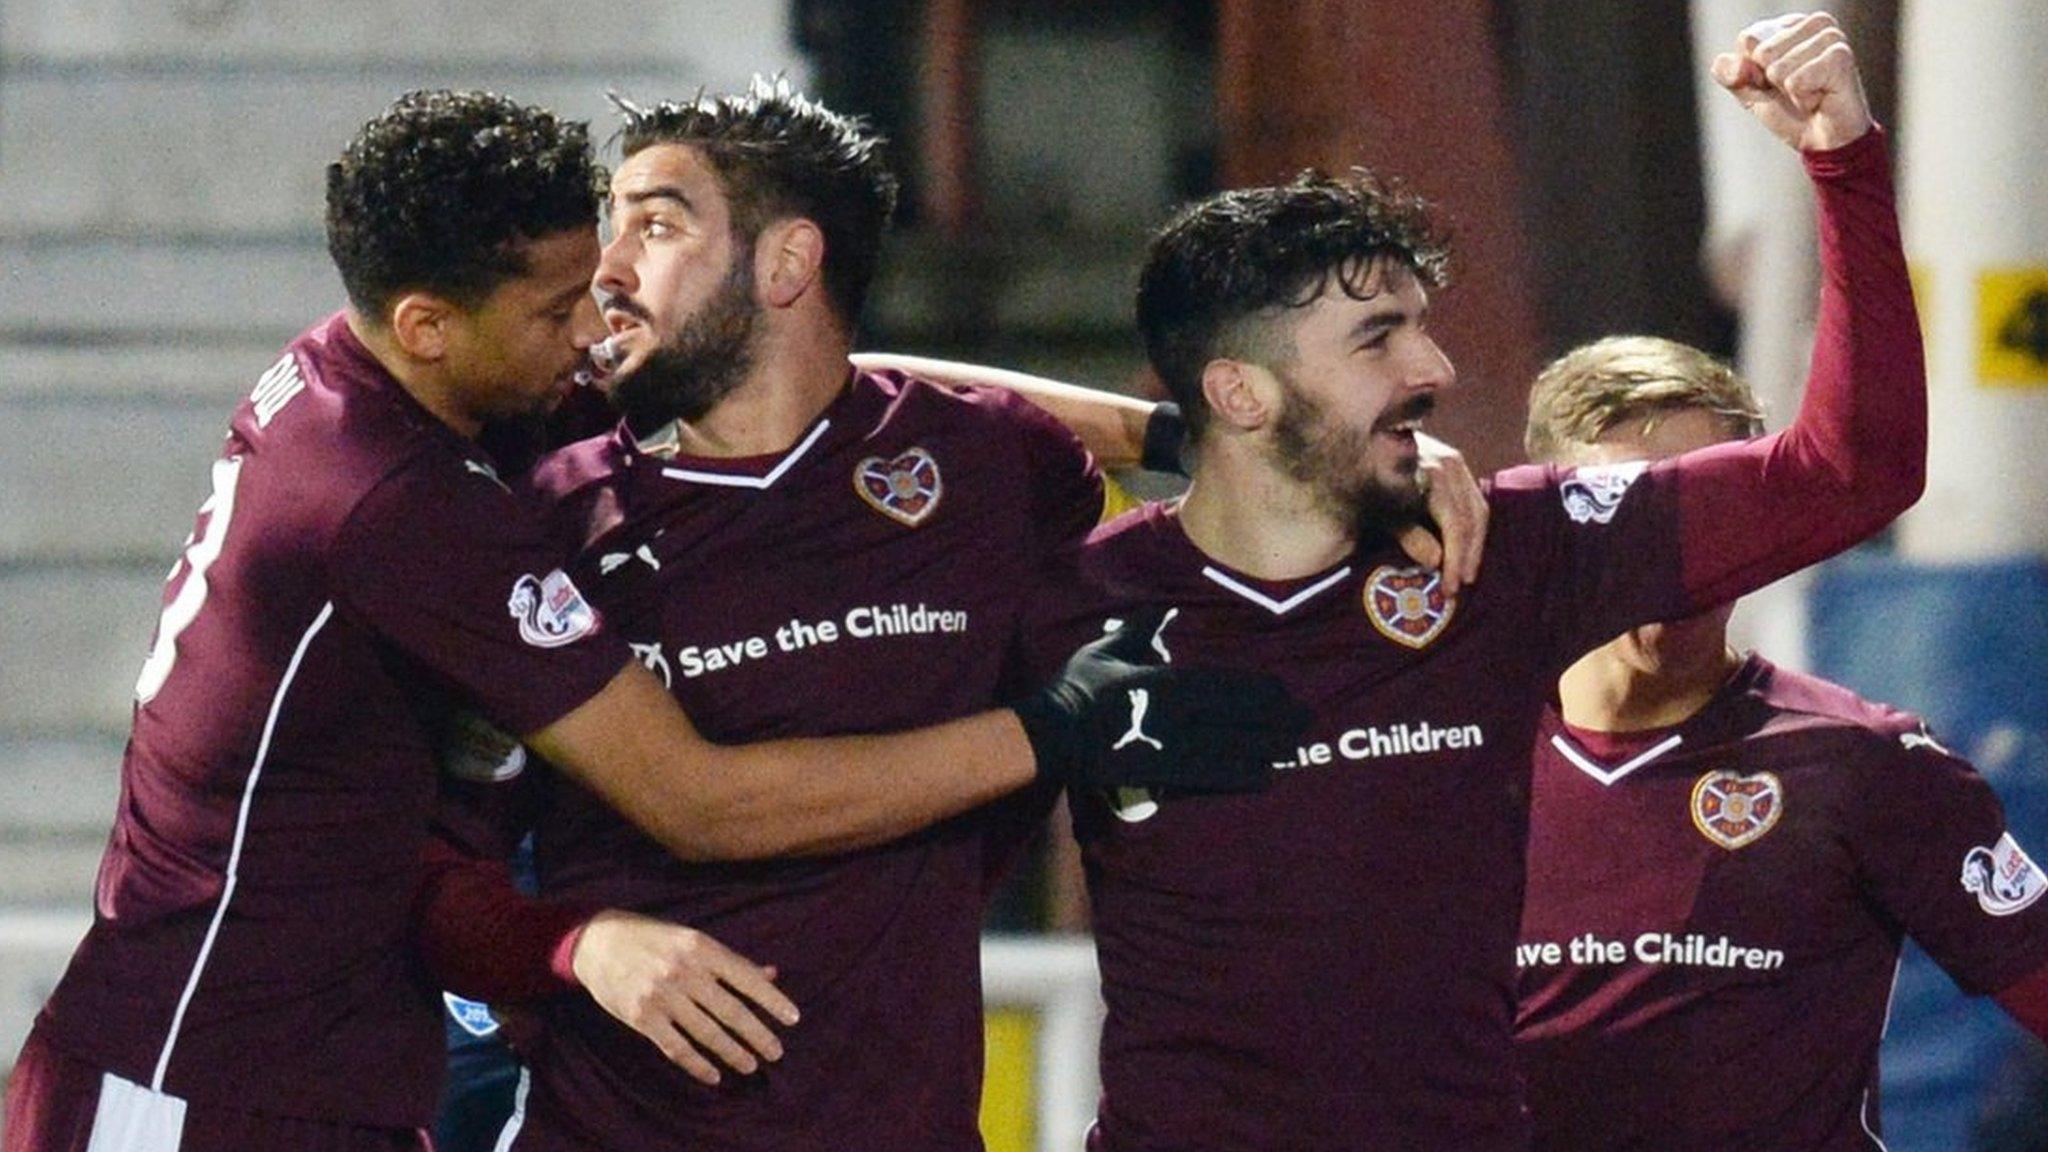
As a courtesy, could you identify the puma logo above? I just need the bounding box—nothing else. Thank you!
[1112,688,1164,752]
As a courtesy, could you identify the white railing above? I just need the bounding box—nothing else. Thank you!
[981,935,1104,1152]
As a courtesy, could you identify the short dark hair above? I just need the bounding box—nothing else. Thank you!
[611,77,899,324]
[1136,168,1450,442]
[325,89,605,316]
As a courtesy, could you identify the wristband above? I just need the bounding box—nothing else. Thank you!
[1140,402,1187,474]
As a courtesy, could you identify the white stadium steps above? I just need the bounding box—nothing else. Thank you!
[0,567,164,737]
[0,0,802,916]
[0,738,124,835]
[0,385,246,566]
[0,1,819,1087]
[0,836,107,911]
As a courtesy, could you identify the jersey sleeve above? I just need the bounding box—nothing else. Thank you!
[329,455,630,737]
[415,760,599,1003]
[980,382,1106,555]
[982,387,1105,880]
[1994,961,2048,1042]
[1847,725,2048,999]
[1666,128,1925,611]
[413,835,599,1003]
[946,382,1106,693]
[1497,128,1925,666]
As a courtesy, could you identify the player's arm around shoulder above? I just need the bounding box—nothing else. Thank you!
[851,351,1177,474]
[527,621,1298,865]
[853,353,1488,590]
[523,661,1034,860]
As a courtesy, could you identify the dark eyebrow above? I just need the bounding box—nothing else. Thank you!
[613,185,692,213]
[1349,298,1428,343]
[1350,311,1403,342]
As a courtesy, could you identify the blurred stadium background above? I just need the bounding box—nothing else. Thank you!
[1,1,2043,1148]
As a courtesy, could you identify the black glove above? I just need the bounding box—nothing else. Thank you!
[1140,402,1187,475]
[1013,607,1309,794]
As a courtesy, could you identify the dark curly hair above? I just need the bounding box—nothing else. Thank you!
[611,77,899,325]
[1136,168,1451,444]
[326,89,606,315]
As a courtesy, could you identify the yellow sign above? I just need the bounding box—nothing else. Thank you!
[1978,269,2048,386]
[981,1008,1039,1152]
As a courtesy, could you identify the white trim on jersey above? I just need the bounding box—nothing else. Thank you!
[1858,1080,1893,1149]
[85,1073,187,1152]
[149,601,337,1089]
[1200,565,1352,615]
[1858,954,1904,1150]
[1548,731,1685,787]
[660,418,832,490]
[492,1066,532,1152]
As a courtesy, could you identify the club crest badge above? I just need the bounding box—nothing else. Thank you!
[855,448,943,527]
[1961,832,2048,917]
[1559,460,1648,525]
[1363,564,1456,649]
[1691,771,1783,849]
[507,570,598,649]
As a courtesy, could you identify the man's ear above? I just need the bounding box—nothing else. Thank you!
[388,292,461,362]
[756,218,824,309]
[1201,359,1280,432]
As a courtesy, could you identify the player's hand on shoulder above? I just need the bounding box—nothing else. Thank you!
[571,909,800,1085]
[1711,11,1872,152]
[1398,432,1486,597]
[1014,607,1311,795]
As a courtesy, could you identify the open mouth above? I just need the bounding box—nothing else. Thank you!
[1372,395,1436,442]
[600,293,654,336]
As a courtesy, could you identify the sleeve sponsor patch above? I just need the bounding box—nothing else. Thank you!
[443,992,502,1038]
[1961,831,2048,916]
[1559,460,1649,525]
[508,569,599,649]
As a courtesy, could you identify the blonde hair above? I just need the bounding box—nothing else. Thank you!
[1524,335,1766,463]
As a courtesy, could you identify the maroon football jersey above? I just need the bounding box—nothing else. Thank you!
[1514,657,2048,1152]
[1055,131,1922,1152]
[441,370,1099,1151]
[31,314,628,1127]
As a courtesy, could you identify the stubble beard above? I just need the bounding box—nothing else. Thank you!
[612,248,762,436]
[1271,375,1429,538]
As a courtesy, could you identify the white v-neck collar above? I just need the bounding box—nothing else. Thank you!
[1549,730,1686,787]
[1199,564,1352,616]
[657,418,833,491]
